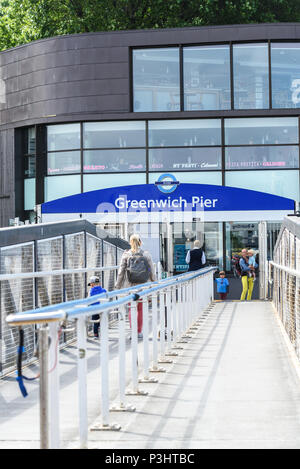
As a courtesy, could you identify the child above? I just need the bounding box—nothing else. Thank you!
[248,250,258,281]
[88,275,106,338]
[215,271,229,300]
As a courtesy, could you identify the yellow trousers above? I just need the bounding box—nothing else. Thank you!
[240,275,254,301]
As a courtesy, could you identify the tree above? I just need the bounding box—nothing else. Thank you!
[0,0,299,51]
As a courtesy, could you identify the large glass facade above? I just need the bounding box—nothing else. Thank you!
[83,121,145,148]
[271,43,300,109]
[42,118,300,204]
[148,119,221,146]
[132,42,300,111]
[149,147,221,172]
[225,170,299,200]
[133,48,180,112]
[233,43,269,109]
[183,45,230,111]
[225,117,298,145]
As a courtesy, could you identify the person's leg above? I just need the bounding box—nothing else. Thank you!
[240,275,248,300]
[92,314,100,337]
[247,277,254,300]
[219,292,226,300]
[137,300,143,334]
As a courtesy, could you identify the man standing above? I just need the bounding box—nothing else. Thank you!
[185,240,206,272]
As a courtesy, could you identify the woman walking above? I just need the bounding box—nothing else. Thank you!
[115,234,156,338]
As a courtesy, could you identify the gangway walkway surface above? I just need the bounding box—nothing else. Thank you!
[1,300,300,449]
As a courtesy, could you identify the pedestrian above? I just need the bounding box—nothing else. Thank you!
[185,239,206,271]
[115,234,156,338]
[88,275,107,338]
[215,271,229,300]
[239,249,255,301]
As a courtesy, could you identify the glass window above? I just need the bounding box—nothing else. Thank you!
[183,45,230,111]
[83,121,145,148]
[83,173,146,192]
[24,178,35,210]
[133,48,180,112]
[47,151,81,175]
[271,43,300,109]
[44,175,81,202]
[149,171,222,185]
[28,127,36,154]
[47,124,80,151]
[149,147,221,171]
[225,117,298,145]
[226,170,299,200]
[225,146,299,169]
[149,119,221,147]
[24,155,36,178]
[83,149,146,172]
[233,43,269,109]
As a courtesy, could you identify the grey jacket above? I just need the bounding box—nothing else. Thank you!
[115,248,156,290]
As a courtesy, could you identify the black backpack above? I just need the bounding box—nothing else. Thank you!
[233,255,242,276]
[127,250,151,284]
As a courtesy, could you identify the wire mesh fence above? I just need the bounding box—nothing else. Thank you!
[270,217,300,361]
[0,231,124,376]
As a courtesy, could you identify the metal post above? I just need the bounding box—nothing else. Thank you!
[126,302,147,396]
[91,311,121,431]
[158,290,172,364]
[110,306,136,412]
[149,293,166,373]
[258,221,267,300]
[39,326,49,450]
[165,288,177,357]
[77,316,88,448]
[48,323,60,449]
[139,297,158,383]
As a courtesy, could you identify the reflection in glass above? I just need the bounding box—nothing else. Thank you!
[24,155,36,178]
[83,173,146,192]
[83,149,146,172]
[47,151,81,175]
[83,121,145,148]
[225,222,258,271]
[133,48,180,112]
[225,117,298,145]
[149,147,221,171]
[24,178,35,210]
[233,43,269,109]
[225,146,299,169]
[271,43,300,109]
[226,169,299,200]
[149,171,222,185]
[149,119,221,147]
[28,127,36,154]
[183,45,230,110]
[47,124,80,151]
[44,175,81,202]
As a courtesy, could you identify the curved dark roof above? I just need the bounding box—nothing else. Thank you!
[0,23,300,128]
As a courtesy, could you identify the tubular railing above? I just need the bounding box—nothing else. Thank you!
[0,265,120,376]
[269,260,300,359]
[6,266,215,449]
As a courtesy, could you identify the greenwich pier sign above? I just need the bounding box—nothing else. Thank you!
[42,180,294,221]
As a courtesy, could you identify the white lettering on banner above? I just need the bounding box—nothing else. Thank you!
[114,195,218,210]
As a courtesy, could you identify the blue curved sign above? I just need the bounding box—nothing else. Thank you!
[42,183,294,214]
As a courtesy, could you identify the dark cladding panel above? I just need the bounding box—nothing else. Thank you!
[0,129,14,226]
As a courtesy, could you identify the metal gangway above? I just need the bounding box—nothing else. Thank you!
[1,215,300,450]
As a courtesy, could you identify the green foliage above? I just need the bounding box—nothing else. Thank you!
[0,0,299,51]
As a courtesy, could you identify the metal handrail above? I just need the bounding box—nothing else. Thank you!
[269,260,300,279]
[6,266,216,449]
